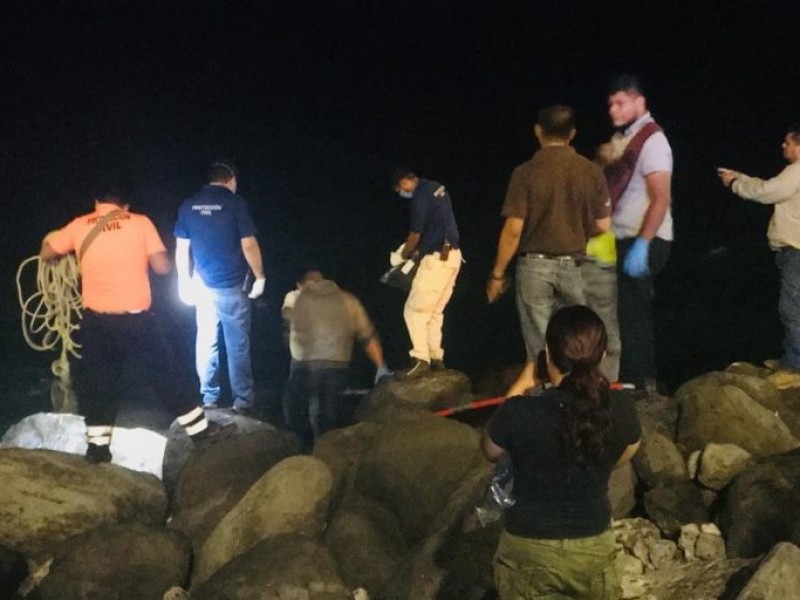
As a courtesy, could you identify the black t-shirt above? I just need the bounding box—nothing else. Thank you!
[488,388,641,539]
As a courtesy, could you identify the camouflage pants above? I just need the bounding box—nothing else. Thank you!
[493,529,620,599]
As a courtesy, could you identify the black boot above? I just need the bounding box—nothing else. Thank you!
[84,443,112,464]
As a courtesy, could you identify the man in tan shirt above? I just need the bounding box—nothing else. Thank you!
[719,124,800,371]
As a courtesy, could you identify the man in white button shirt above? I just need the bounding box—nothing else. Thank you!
[719,125,800,371]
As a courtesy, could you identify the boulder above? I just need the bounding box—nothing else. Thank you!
[735,542,800,600]
[634,394,679,440]
[162,410,282,496]
[675,372,800,456]
[719,448,800,558]
[696,442,752,490]
[313,421,381,511]
[192,455,333,588]
[378,463,490,600]
[353,416,487,544]
[695,524,726,561]
[192,535,351,600]
[324,495,407,597]
[36,523,190,600]
[643,478,708,538]
[168,429,298,551]
[0,448,166,557]
[632,431,688,488]
[642,557,756,600]
[608,461,638,519]
[355,369,472,423]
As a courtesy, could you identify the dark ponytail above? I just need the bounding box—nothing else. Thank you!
[546,306,612,468]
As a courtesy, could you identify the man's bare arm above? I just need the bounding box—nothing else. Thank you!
[638,171,671,241]
[149,251,171,275]
[240,236,265,279]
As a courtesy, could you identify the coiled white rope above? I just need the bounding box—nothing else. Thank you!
[16,254,82,413]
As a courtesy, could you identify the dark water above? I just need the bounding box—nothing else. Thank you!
[2,234,783,436]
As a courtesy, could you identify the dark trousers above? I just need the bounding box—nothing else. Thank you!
[616,237,671,388]
[73,311,198,426]
[284,362,348,447]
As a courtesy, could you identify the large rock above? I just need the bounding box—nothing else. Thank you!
[37,523,190,600]
[643,478,708,538]
[608,461,638,519]
[0,448,166,557]
[169,429,298,551]
[162,410,283,495]
[675,372,800,456]
[719,448,800,558]
[355,370,472,423]
[192,455,333,587]
[696,442,752,490]
[314,422,381,512]
[634,394,679,439]
[735,542,800,599]
[379,463,490,600]
[633,431,688,488]
[324,495,407,597]
[354,416,487,544]
[192,535,351,600]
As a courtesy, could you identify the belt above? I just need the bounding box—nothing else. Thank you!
[520,252,582,262]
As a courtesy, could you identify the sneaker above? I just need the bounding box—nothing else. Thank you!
[395,359,430,380]
[84,443,112,464]
[430,359,445,371]
[192,421,237,447]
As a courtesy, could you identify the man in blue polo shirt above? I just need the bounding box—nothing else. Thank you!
[392,167,462,378]
[174,160,266,414]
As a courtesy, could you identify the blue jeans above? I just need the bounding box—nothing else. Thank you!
[777,247,800,369]
[516,256,585,360]
[194,282,254,409]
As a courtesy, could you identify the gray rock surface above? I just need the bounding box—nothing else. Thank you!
[696,442,752,490]
[608,461,638,519]
[633,431,688,488]
[192,535,351,600]
[168,429,298,551]
[37,523,190,600]
[735,541,800,600]
[675,372,800,456]
[0,448,166,557]
[355,370,472,423]
[324,495,407,597]
[643,478,708,538]
[719,448,800,558]
[192,455,333,588]
[353,416,486,544]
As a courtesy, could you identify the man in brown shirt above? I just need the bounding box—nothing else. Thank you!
[487,105,611,394]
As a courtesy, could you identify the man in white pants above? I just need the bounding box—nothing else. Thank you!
[392,167,462,378]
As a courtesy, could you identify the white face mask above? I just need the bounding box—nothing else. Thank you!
[398,190,413,199]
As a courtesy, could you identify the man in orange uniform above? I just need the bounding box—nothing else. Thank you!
[41,190,223,463]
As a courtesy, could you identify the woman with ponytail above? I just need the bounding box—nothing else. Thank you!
[483,305,641,599]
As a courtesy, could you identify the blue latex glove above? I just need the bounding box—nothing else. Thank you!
[374,365,393,385]
[623,237,650,278]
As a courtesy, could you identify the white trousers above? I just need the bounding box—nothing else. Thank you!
[404,249,461,362]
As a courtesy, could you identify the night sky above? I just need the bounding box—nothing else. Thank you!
[3,1,799,398]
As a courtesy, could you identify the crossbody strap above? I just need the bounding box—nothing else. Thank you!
[78,209,122,264]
